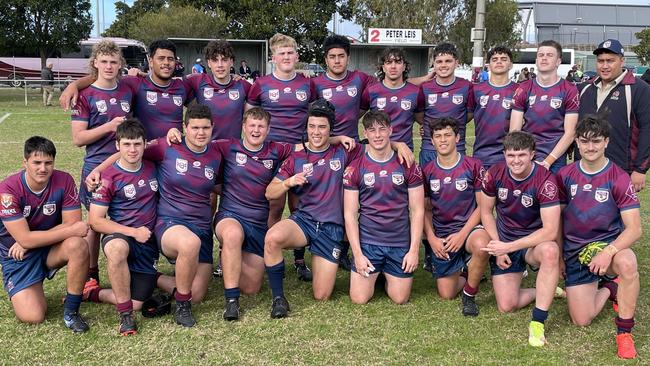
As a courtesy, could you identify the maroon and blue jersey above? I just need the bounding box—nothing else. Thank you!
[311,70,373,140]
[0,171,80,260]
[418,77,475,153]
[121,75,193,141]
[422,155,484,238]
[361,81,424,149]
[472,81,518,167]
[343,152,423,247]
[276,144,362,225]
[512,79,579,160]
[91,161,158,232]
[71,83,133,167]
[557,160,640,261]
[185,74,251,140]
[143,138,222,231]
[216,139,292,227]
[247,73,312,144]
[482,163,560,242]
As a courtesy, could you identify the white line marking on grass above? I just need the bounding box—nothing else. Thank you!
[0,113,11,124]
[0,141,68,144]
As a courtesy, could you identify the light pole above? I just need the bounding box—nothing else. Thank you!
[471,0,487,79]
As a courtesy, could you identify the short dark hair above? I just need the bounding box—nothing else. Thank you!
[149,40,177,58]
[184,104,213,125]
[377,47,411,81]
[487,46,513,62]
[429,117,459,136]
[205,40,235,62]
[433,42,459,60]
[116,118,146,142]
[243,107,271,125]
[24,136,56,160]
[323,35,350,56]
[575,115,611,139]
[538,40,562,58]
[308,99,335,130]
[503,131,536,152]
[362,110,391,129]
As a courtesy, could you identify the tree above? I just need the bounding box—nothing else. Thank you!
[632,29,650,66]
[0,0,93,68]
[103,0,167,38]
[128,5,229,45]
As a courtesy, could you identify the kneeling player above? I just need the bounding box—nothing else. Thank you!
[481,131,561,347]
[344,111,424,304]
[557,116,641,359]
[421,118,490,316]
[87,120,159,335]
[0,137,90,332]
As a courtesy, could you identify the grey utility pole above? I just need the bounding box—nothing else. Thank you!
[471,0,487,72]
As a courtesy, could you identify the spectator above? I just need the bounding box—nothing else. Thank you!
[192,58,205,74]
[642,68,650,85]
[239,60,251,78]
[174,57,185,77]
[517,67,529,83]
[479,65,489,82]
[529,67,537,79]
[41,63,55,106]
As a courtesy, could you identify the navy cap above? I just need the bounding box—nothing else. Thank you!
[593,39,624,56]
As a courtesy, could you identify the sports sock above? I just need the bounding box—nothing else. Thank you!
[64,292,82,315]
[532,307,549,324]
[265,260,285,298]
[116,300,133,314]
[293,248,305,262]
[88,287,101,303]
[224,287,240,300]
[88,266,99,282]
[463,283,478,297]
[601,280,618,301]
[174,290,192,302]
[615,316,635,334]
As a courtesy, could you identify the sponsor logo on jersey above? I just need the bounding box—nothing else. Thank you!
[392,173,404,185]
[452,94,464,105]
[570,184,577,197]
[296,90,307,101]
[146,91,157,104]
[498,187,508,201]
[428,94,437,105]
[22,205,31,217]
[347,86,357,97]
[110,98,117,105]
[550,98,562,109]
[269,89,279,101]
[228,90,240,101]
[193,161,201,168]
[203,88,214,99]
[1,194,12,208]
[263,160,273,170]
[149,179,158,191]
[376,98,386,109]
[175,158,188,174]
[173,95,183,106]
[583,184,592,191]
[123,184,136,199]
[162,93,169,98]
[442,92,449,98]
[136,179,145,187]
[479,95,489,107]
[329,159,341,171]
[236,152,247,165]
[521,193,533,207]
[430,179,440,193]
[443,176,452,184]
[364,172,375,186]
[336,85,343,92]
[43,203,56,216]
[284,87,292,94]
[541,180,558,200]
[322,88,332,100]
[95,100,107,113]
[540,95,548,101]
[455,178,468,191]
[379,170,388,177]
[317,159,325,166]
[594,189,609,203]
[120,101,130,112]
[528,95,536,106]
[302,163,314,176]
[513,189,521,197]
[205,166,214,180]
[502,98,512,109]
[390,96,398,103]
[400,100,412,110]
[492,94,500,100]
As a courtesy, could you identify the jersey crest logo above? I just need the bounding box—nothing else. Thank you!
[392,173,404,185]
[455,179,468,191]
[173,95,183,106]
[43,203,56,216]
[541,181,558,200]
[502,98,512,110]
[347,86,357,97]
[611,90,620,101]
[626,183,638,201]
[594,189,609,203]
[22,205,31,217]
[400,100,412,110]
[570,184,577,197]
[498,187,508,201]
[430,179,440,193]
[296,90,307,101]
[329,159,341,171]
[205,167,214,180]
[149,179,159,191]
[1,194,12,208]
[322,88,333,100]
[175,158,188,174]
[269,89,280,101]
[203,88,214,99]
[332,247,341,260]
[452,94,464,105]
[236,152,247,165]
[263,160,273,170]
[550,98,562,109]
[123,184,136,199]
[528,95,536,106]
[120,101,131,112]
[521,194,533,208]
[228,90,240,101]
[428,94,437,105]
[146,91,157,104]
[364,172,375,186]
[302,163,314,176]
[95,100,107,113]
[376,98,386,109]
[479,95,489,107]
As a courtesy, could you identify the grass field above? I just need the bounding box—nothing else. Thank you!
[0,87,647,365]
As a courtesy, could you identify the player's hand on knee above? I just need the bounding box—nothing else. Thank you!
[402,250,419,273]
[166,128,182,145]
[354,255,374,277]
[482,240,510,257]
[430,237,449,260]
[70,221,89,237]
[588,252,613,276]
[133,227,152,243]
[496,254,511,270]
[443,232,465,253]
[8,242,27,261]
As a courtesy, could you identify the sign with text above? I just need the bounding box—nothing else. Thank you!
[368,28,422,44]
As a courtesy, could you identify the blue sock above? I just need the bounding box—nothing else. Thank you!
[224,287,240,300]
[265,260,285,298]
[532,307,549,324]
[63,293,82,316]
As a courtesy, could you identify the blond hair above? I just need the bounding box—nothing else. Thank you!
[88,40,124,79]
[269,33,297,54]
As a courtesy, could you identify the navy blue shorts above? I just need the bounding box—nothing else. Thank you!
[155,217,214,264]
[490,248,528,275]
[564,256,602,287]
[101,233,159,275]
[352,244,413,278]
[290,212,342,263]
[430,246,469,278]
[214,210,267,257]
[419,150,438,167]
[1,247,54,298]
[79,164,96,210]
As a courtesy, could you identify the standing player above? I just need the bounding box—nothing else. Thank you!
[472,46,518,169]
[0,137,90,332]
[510,40,579,173]
[421,118,490,316]
[557,116,641,359]
[344,111,424,305]
[481,131,561,347]
[86,120,159,335]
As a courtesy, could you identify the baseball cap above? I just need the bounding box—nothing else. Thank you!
[593,39,624,56]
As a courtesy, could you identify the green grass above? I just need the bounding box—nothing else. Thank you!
[0,87,648,365]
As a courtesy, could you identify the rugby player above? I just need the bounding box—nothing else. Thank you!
[481,131,561,347]
[0,137,90,332]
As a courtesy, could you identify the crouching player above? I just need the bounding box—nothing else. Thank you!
[421,118,490,316]
[557,116,641,359]
[481,131,561,347]
[0,137,90,332]
[343,111,424,305]
[86,120,159,335]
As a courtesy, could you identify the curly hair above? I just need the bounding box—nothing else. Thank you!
[88,40,124,79]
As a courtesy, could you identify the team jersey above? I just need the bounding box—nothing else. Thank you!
[71,82,133,167]
[422,155,484,238]
[121,75,193,141]
[343,151,423,247]
[482,162,560,242]
[360,81,424,149]
[472,81,518,167]
[311,70,373,140]
[557,160,640,261]
[419,77,475,153]
[512,78,579,160]
[185,74,251,140]
[91,160,158,232]
[247,73,312,144]
[216,139,292,227]
[276,144,362,225]
[143,138,222,231]
[0,171,80,260]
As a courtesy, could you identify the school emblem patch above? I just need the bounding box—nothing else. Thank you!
[594,189,609,203]
[1,194,12,208]
[452,94,464,105]
[498,187,508,201]
[43,203,56,216]
[329,159,341,171]
[322,88,332,100]
[364,172,375,186]
[428,94,437,105]
[528,95,536,106]
[480,95,489,107]
[120,101,131,112]
[550,98,562,109]
[123,184,136,199]
[175,158,188,173]
[455,179,468,191]
[228,90,240,101]
[149,179,159,191]
[263,160,273,170]
[430,179,440,193]
[236,152,247,165]
[269,89,280,101]
[400,100,412,111]
[95,100,107,113]
[296,90,307,101]
[347,86,357,97]
[203,88,214,99]
[205,167,214,180]
[302,163,314,176]
[173,95,183,106]
[376,98,386,109]
[146,91,157,104]
[521,194,533,208]
[502,98,512,110]
[392,173,404,185]
[570,184,577,197]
